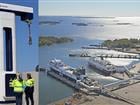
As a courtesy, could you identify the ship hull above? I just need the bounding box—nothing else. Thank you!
[48,59,101,94]
[47,71,80,89]
[88,61,113,76]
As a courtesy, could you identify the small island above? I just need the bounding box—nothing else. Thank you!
[72,23,88,26]
[116,23,132,25]
[102,38,140,48]
[39,21,60,25]
[102,38,140,53]
[39,36,74,47]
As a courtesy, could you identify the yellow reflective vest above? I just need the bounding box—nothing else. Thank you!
[25,79,35,87]
[10,79,24,92]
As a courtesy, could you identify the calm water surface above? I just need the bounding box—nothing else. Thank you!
[39,16,140,104]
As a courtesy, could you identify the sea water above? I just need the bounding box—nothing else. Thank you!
[39,16,140,104]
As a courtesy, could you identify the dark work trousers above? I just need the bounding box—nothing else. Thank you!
[15,92,23,105]
[25,86,34,105]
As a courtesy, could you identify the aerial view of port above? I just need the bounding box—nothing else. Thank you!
[39,0,140,105]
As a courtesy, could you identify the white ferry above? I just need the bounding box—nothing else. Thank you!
[47,59,100,92]
[88,57,128,75]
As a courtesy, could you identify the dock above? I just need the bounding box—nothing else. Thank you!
[103,74,140,91]
[47,71,101,95]
[96,54,140,59]
[48,74,140,105]
[69,53,140,59]
[81,46,109,50]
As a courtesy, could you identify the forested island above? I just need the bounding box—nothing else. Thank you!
[116,23,132,25]
[39,36,74,47]
[102,38,140,48]
[72,23,88,26]
[39,21,60,25]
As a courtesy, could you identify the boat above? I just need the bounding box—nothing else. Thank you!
[88,57,127,75]
[69,52,91,57]
[47,59,100,93]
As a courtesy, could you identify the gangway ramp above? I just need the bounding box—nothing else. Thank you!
[123,66,134,78]
[101,88,136,105]
[101,75,140,105]
[104,74,140,90]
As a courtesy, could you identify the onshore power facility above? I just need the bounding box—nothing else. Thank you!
[0,3,33,103]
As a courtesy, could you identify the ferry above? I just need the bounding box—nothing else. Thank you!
[47,59,100,93]
[88,57,129,75]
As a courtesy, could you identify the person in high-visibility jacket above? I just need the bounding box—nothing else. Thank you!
[25,73,35,105]
[10,72,24,105]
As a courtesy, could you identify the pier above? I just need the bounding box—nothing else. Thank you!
[103,74,140,91]
[48,74,140,105]
[96,54,140,59]
[47,69,140,94]
[47,71,101,95]
[69,53,140,59]
[81,46,109,50]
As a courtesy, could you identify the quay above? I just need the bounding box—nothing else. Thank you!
[103,74,140,91]
[47,60,140,105]
[47,71,101,95]
[96,54,140,59]
[48,74,140,105]
[69,53,140,59]
[81,46,109,50]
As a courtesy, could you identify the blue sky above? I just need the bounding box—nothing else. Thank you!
[39,0,140,16]
[0,0,39,71]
